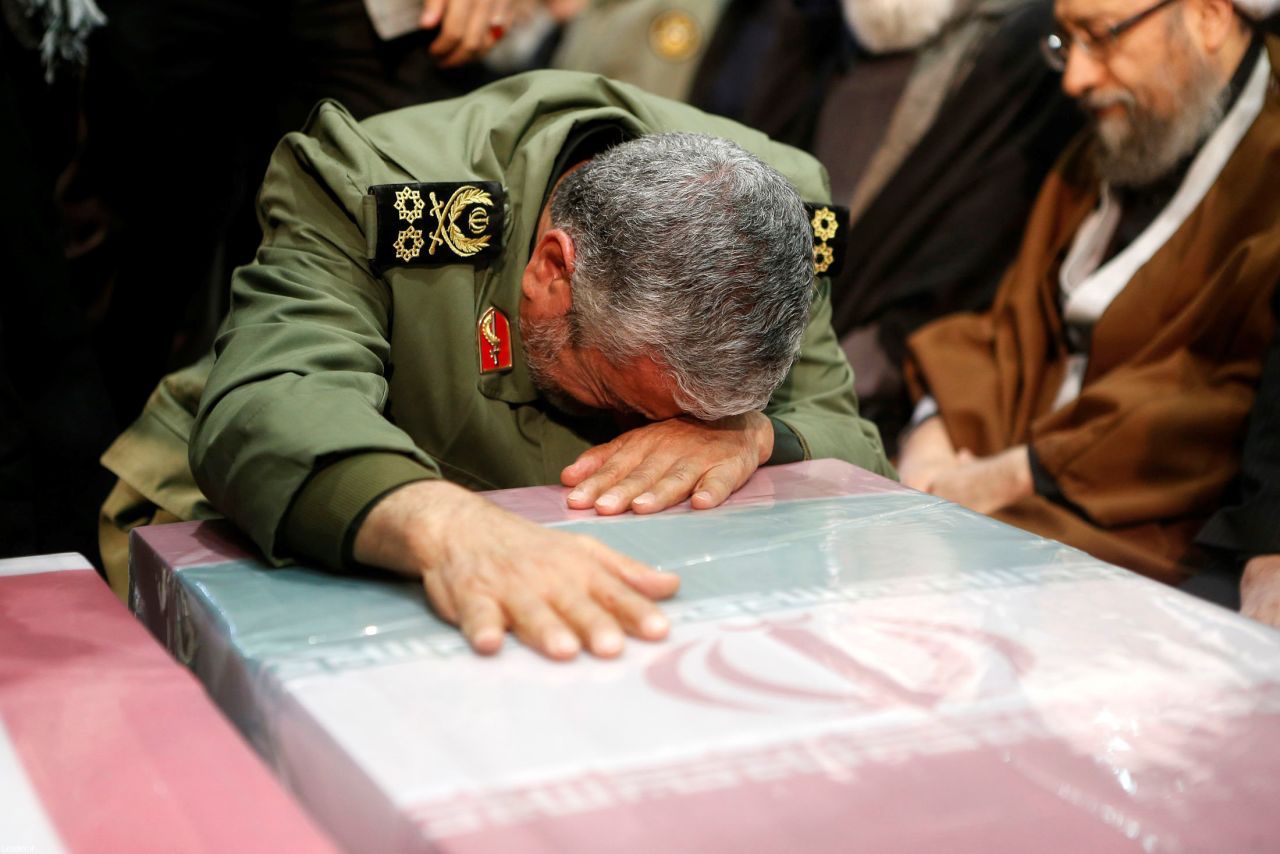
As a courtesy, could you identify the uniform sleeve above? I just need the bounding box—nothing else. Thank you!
[763,275,896,477]
[190,113,442,564]
[282,452,436,570]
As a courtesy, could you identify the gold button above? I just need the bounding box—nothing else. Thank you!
[649,10,701,62]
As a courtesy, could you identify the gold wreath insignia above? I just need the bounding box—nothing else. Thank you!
[394,187,425,223]
[428,185,494,258]
[811,207,838,242]
[394,226,425,261]
[813,242,834,275]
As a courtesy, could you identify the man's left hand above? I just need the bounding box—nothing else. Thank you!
[1241,555,1280,629]
[561,412,774,515]
[927,445,1034,515]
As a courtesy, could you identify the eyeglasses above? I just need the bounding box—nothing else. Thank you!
[1041,0,1182,72]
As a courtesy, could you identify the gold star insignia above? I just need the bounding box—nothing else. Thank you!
[811,207,838,242]
[813,242,834,275]
[393,186,425,223]
[393,226,425,261]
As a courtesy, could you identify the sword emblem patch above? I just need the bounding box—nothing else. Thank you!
[478,306,512,373]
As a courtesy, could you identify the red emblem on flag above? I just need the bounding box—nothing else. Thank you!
[478,306,512,373]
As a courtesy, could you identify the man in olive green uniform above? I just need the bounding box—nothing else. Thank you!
[101,70,891,660]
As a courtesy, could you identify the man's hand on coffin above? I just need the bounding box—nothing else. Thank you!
[352,479,680,660]
[558,412,774,516]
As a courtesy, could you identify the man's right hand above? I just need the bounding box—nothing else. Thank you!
[896,415,961,492]
[352,480,679,659]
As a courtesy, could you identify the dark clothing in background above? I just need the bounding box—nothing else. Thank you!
[687,0,788,127]
[737,0,849,150]
[1181,293,1278,611]
[1,24,116,561]
[82,0,491,419]
[829,1,1080,449]
[1196,285,1280,564]
[812,50,915,204]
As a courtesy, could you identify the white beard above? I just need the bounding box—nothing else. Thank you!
[841,0,968,53]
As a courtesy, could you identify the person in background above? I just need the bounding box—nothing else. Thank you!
[78,0,510,422]
[900,0,1280,587]
[552,0,729,102]
[820,0,1082,449]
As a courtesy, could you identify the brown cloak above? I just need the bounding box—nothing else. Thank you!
[906,37,1280,583]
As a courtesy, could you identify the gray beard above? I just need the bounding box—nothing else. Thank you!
[519,311,600,417]
[1088,53,1228,189]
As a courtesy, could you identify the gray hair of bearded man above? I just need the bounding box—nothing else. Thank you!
[549,132,815,421]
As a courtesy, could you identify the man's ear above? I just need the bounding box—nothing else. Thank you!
[1193,0,1247,53]
[522,228,576,315]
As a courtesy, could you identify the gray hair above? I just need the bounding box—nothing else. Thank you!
[550,132,815,421]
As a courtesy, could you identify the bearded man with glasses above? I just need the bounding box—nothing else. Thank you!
[897,0,1280,597]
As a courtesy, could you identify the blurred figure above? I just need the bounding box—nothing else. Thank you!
[79,0,507,420]
[900,0,1279,585]
[547,0,783,119]
[484,0,587,74]
[820,1,1082,449]
[553,0,726,101]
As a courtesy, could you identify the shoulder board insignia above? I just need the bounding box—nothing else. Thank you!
[804,202,849,278]
[370,182,505,268]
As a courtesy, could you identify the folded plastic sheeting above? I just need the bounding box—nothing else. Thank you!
[0,553,336,853]
[130,460,1280,853]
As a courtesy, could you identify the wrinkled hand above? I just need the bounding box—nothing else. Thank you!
[420,0,512,68]
[354,480,679,659]
[897,415,960,491]
[561,412,774,515]
[1241,554,1280,629]
[927,446,1033,515]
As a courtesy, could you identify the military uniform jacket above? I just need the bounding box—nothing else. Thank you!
[103,70,891,566]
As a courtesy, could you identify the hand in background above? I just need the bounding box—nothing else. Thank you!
[896,415,960,492]
[420,0,513,67]
[926,446,1033,515]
